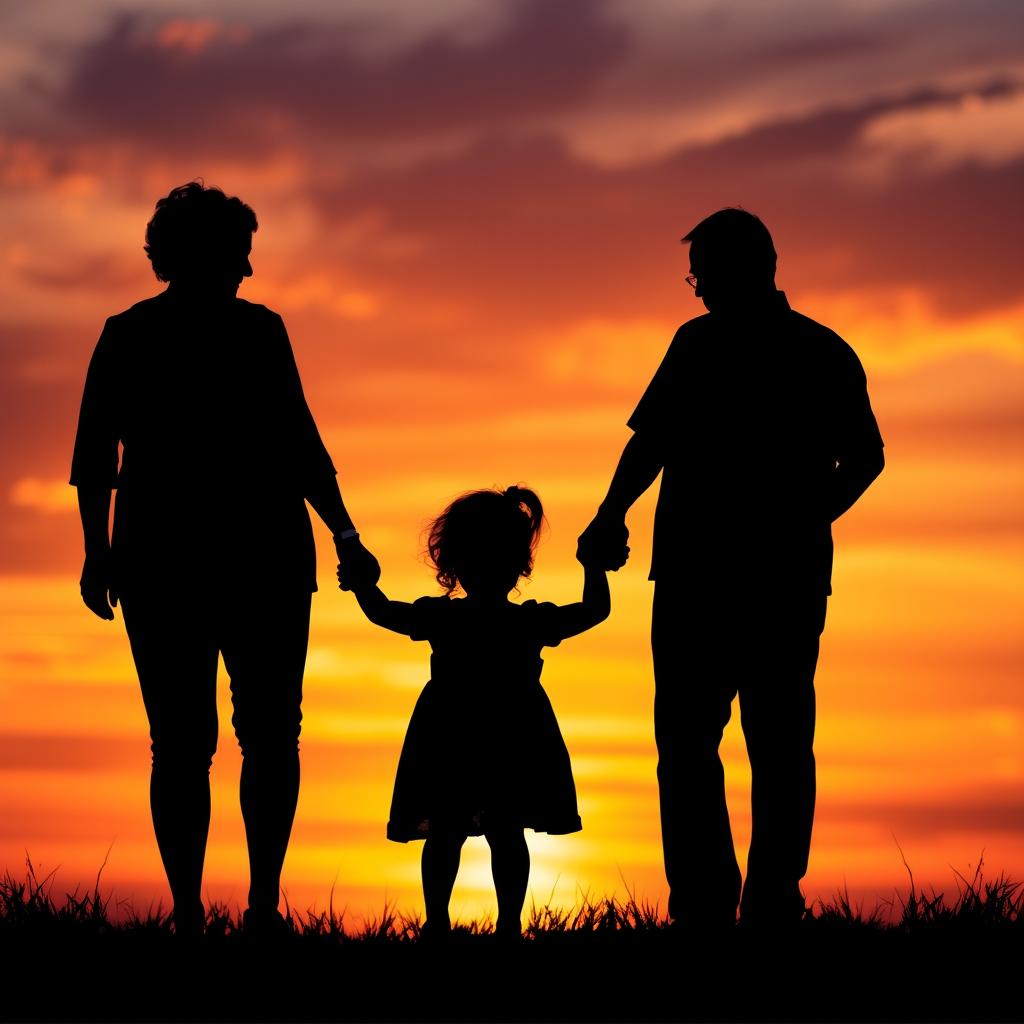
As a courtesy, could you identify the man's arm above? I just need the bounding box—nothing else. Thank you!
[579,325,682,569]
[829,340,885,521]
[597,432,664,520]
[577,432,663,570]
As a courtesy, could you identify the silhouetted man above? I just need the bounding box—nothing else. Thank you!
[70,182,379,937]
[579,208,884,927]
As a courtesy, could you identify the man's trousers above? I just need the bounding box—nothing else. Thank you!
[652,582,827,925]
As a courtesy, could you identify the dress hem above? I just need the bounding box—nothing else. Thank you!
[386,816,582,843]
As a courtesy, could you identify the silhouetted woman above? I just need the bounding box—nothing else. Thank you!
[70,181,379,937]
[343,485,609,940]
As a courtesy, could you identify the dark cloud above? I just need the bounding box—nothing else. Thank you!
[607,0,1024,113]
[306,80,1024,336]
[7,6,1019,328]
[759,31,892,64]
[41,1,628,154]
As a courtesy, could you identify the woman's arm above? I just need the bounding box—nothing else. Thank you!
[308,476,381,590]
[77,485,117,620]
[268,311,382,591]
[71,318,120,621]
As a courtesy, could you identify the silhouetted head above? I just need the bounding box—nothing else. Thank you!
[427,486,545,598]
[681,208,777,313]
[145,181,257,298]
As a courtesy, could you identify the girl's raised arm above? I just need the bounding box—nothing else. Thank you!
[548,563,611,642]
[341,571,419,636]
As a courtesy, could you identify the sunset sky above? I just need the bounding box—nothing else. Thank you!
[1,0,1022,925]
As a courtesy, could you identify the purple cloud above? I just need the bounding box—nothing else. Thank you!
[39,2,627,154]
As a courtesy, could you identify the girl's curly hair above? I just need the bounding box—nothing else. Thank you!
[144,181,257,282]
[427,485,544,594]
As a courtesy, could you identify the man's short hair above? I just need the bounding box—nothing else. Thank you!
[682,207,777,279]
[145,181,258,282]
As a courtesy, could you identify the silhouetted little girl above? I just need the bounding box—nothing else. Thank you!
[342,485,610,940]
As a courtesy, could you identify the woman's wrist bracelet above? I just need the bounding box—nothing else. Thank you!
[336,528,360,542]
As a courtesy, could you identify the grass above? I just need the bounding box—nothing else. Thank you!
[1,857,1021,1022]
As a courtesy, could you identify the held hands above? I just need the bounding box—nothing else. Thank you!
[335,534,382,592]
[577,510,630,571]
[80,551,117,621]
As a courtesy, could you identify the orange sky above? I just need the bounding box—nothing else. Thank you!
[1,1,1022,923]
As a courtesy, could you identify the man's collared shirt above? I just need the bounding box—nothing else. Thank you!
[628,291,884,594]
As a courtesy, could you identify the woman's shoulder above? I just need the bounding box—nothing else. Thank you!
[104,294,168,330]
[234,298,282,321]
[229,299,288,339]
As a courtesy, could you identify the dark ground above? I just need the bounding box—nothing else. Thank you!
[3,866,1021,1023]
[3,922,1022,1023]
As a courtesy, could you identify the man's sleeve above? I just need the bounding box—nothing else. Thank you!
[626,327,684,437]
[834,341,885,461]
[69,319,120,488]
[272,313,338,486]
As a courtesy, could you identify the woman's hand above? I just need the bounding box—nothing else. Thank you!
[80,551,117,620]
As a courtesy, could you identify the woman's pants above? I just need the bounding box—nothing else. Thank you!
[121,585,311,918]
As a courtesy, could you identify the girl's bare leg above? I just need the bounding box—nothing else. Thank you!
[485,828,529,937]
[421,833,466,933]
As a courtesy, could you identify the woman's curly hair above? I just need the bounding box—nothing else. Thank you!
[427,485,545,594]
[144,181,257,282]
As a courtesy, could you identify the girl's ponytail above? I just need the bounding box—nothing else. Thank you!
[503,485,544,551]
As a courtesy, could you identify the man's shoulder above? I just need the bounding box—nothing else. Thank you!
[665,313,714,354]
[786,308,848,346]
[674,312,714,338]
[785,308,864,367]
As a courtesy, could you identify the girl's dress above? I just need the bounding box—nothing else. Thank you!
[386,595,583,841]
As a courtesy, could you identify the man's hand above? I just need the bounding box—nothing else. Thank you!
[336,536,382,592]
[577,511,630,571]
[80,552,117,621]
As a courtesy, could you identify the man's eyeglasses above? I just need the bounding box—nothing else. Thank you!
[684,274,698,289]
